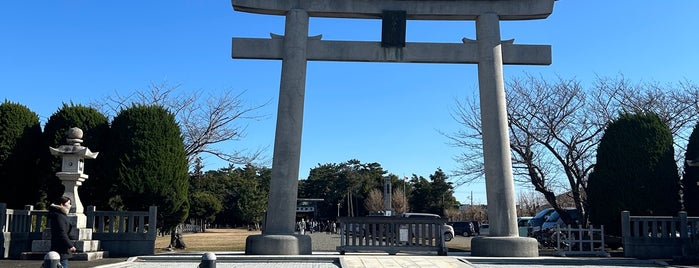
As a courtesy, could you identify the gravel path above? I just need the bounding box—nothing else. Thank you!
[305,231,343,252]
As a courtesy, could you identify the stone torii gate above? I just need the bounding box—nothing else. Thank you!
[231,0,555,256]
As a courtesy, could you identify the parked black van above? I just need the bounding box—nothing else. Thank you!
[448,221,475,237]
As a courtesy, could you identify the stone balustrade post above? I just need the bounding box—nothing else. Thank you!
[43,251,60,268]
[199,252,217,268]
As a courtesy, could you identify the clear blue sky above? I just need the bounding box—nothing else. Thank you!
[2,1,698,205]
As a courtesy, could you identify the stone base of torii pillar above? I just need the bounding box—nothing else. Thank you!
[245,235,312,255]
[471,237,539,257]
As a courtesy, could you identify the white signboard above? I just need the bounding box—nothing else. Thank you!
[399,225,408,242]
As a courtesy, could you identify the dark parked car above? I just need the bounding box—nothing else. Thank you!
[528,208,554,235]
[541,208,580,230]
[448,221,475,237]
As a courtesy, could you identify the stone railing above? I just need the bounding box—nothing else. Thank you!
[1,204,47,258]
[1,204,48,233]
[336,216,447,255]
[1,203,157,259]
[181,224,202,233]
[85,205,157,257]
[621,211,699,259]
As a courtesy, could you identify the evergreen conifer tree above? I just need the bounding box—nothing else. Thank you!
[682,123,699,216]
[42,103,110,208]
[0,101,43,208]
[588,112,681,236]
[109,105,189,232]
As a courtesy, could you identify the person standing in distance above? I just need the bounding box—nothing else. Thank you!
[49,196,77,268]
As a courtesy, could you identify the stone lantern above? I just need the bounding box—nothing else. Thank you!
[48,127,98,228]
[28,127,104,259]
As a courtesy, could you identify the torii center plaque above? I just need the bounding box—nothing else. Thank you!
[231,0,555,257]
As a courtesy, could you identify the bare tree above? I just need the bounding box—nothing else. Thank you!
[364,188,384,214]
[594,75,699,166]
[92,81,270,169]
[391,188,409,214]
[444,208,462,221]
[448,75,605,225]
[447,74,699,226]
[516,191,547,217]
[462,205,487,223]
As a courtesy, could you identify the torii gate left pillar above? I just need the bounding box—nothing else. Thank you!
[232,0,555,256]
[244,9,313,255]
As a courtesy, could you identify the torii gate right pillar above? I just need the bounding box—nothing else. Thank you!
[470,12,538,257]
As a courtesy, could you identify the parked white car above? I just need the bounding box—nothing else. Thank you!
[518,216,533,237]
[399,213,455,241]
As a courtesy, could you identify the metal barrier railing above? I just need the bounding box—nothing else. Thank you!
[555,224,609,257]
[336,216,447,255]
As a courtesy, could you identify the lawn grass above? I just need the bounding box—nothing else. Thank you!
[155,228,260,253]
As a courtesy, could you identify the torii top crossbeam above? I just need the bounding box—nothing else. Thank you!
[232,0,554,20]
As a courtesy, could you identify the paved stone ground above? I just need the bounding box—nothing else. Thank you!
[1,233,692,267]
[0,232,343,268]
[0,257,129,268]
[309,231,345,252]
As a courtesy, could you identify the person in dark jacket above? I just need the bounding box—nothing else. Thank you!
[49,196,77,268]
